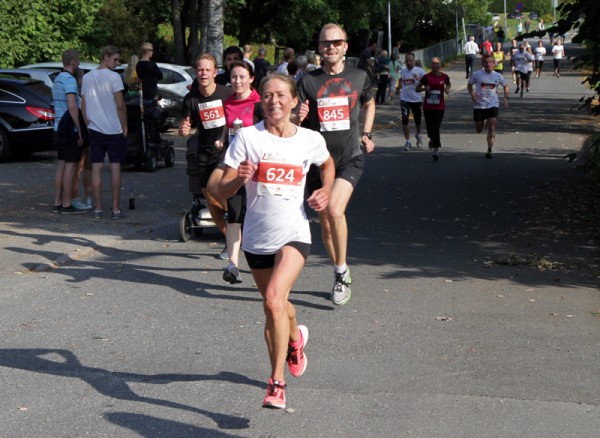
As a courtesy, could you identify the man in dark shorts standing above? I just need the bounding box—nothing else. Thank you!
[297,23,375,306]
[179,53,233,238]
[467,54,510,159]
[52,49,87,215]
[81,45,128,220]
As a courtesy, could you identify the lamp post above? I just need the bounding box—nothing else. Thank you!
[455,0,460,51]
[387,1,392,55]
[504,0,508,37]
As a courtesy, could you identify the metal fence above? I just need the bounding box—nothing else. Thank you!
[402,39,460,68]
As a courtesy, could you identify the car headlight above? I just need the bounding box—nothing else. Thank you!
[158,98,177,109]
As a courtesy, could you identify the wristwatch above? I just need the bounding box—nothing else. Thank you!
[362,132,372,139]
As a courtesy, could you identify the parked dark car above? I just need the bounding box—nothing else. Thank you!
[529,11,539,20]
[0,75,55,162]
[508,10,523,19]
[156,89,183,131]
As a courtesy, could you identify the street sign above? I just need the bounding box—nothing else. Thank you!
[516,2,523,11]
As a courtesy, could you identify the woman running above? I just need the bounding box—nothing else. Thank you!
[216,74,334,409]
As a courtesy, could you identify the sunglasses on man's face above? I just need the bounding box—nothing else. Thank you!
[319,40,346,48]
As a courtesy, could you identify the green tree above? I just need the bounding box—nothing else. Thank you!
[81,0,171,60]
[551,0,600,115]
[0,0,102,67]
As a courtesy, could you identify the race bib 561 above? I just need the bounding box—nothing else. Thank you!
[197,100,225,129]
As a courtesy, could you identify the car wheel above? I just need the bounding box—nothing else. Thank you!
[0,128,11,162]
[179,212,192,242]
[145,150,157,172]
[165,147,175,167]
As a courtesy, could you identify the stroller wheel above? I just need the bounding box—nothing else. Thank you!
[179,212,192,242]
[145,150,157,172]
[165,147,175,168]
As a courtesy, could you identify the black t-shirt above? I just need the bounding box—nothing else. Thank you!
[215,69,231,86]
[297,66,372,167]
[252,57,271,89]
[357,48,373,71]
[181,84,233,162]
[136,60,163,99]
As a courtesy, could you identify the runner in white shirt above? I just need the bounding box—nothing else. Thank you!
[512,43,534,98]
[398,52,426,150]
[552,39,565,78]
[467,54,510,159]
[534,39,546,78]
[217,74,334,410]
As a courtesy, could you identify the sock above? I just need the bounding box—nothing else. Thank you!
[334,264,347,274]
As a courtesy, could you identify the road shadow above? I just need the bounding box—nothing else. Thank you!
[105,412,244,437]
[0,348,255,430]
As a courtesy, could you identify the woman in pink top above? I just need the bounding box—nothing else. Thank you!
[417,57,451,161]
[211,61,263,284]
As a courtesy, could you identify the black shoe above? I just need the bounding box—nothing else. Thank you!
[51,205,61,214]
[60,205,87,215]
[515,87,520,94]
[433,152,439,161]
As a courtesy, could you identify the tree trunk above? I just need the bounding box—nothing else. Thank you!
[200,0,208,53]
[171,0,185,65]
[200,0,225,65]
[188,0,199,63]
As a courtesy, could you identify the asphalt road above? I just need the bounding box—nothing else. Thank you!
[0,44,599,437]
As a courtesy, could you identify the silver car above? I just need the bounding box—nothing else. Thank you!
[0,69,57,88]
[19,62,194,97]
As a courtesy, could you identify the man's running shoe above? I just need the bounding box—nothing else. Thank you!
[416,134,423,148]
[72,198,93,210]
[111,210,126,220]
[263,379,286,409]
[223,263,242,284]
[404,140,412,151]
[287,325,308,377]
[485,148,493,159]
[218,245,228,260]
[515,87,520,94]
[85,196,94,209]
[332,270,352,305]
[60,205,87,215]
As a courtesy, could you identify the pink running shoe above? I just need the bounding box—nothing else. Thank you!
[287,325,308,377]
[263,378,286,409]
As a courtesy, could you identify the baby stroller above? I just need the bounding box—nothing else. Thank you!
[125,89,175,172]
[178,136,217,241]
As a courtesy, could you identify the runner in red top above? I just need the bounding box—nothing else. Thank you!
[417,57,451,161]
